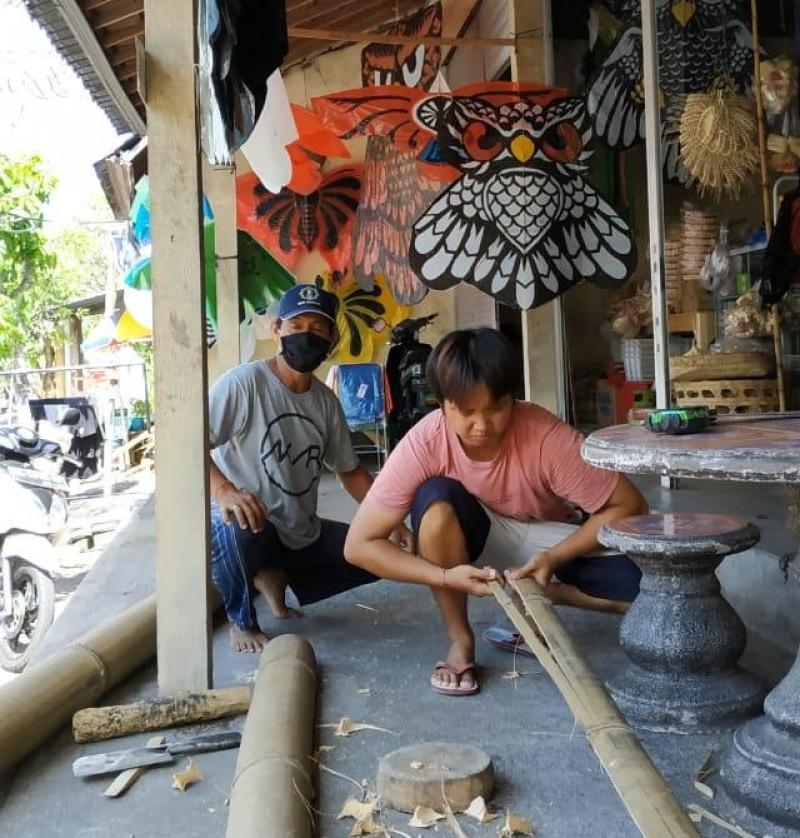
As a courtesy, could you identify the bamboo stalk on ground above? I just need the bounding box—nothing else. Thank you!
[0,595,156,773]
[490,579,699,838]
[72,686,252,744]
[225,635,318,838]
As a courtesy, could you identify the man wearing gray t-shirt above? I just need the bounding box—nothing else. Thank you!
[209,284,403,652]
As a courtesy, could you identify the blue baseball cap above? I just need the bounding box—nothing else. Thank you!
[278,284,339,326]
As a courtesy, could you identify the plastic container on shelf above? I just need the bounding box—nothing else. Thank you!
[622,338,656,381]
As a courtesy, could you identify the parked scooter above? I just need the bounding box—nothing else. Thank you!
[386,313,439,447]
[0,425,69,672]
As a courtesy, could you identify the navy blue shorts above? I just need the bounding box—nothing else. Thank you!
[211,508,377,630]
[410,476,641,603]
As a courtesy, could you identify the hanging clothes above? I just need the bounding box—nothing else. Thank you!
[199,0,289,163]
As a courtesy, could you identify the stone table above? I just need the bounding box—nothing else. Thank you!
[583,417,800,831]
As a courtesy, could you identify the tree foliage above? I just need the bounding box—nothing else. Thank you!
[0,154,80,366]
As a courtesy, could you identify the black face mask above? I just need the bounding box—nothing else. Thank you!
[280,332,331,373]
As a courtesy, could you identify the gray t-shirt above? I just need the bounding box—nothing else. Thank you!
[209,361,358,549]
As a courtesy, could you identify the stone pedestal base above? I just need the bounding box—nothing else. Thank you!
[720,655,800,829]
[599,513,764,733]
[609,666,764,734]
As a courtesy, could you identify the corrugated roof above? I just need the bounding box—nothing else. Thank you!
[25,0,142,135]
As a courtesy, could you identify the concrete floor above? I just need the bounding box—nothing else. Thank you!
[0,473,797,837]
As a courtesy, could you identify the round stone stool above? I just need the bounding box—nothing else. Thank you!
[599,513,765,733]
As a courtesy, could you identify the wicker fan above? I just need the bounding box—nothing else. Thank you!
[679,81,759,199]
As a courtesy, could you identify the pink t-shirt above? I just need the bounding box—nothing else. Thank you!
[368,402,619,522]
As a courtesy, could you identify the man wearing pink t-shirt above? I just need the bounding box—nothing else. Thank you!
[344,328,647,696]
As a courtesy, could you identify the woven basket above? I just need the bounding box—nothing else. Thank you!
[673,378,779,414]
[670,351,775,382]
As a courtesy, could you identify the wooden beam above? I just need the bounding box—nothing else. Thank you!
[100,20,144,49]
[287,26,523,47]
[291,0,421,32]
[107,41,137,63]
[82,0,122,10]
[146,0,213,694]
[91,0,143,30]
[204,163,240,384]
[510,0,565,418]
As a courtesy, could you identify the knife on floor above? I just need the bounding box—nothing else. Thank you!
[73,731,241,778]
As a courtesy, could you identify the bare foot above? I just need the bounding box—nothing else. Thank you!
[432,636,476,692]
[230,625,269,653]
[253,568,302,619]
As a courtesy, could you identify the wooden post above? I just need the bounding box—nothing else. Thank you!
[205,163,240,384]
[749,0,787,412]
[145,0,213,693]
[510,0,566,418]
[641,0,673,489]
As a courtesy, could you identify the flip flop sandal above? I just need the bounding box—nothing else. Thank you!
[430,661,480,697]
[482,626,537,659]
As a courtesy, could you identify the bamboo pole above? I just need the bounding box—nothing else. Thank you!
[490,579,699,837]
[0,595,156,773]
[749,0,786,412]
[225,635,318,838]
[72,686,252,744]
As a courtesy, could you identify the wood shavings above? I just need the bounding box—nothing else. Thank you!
[687,804,756,837]
[349,814,383,836]
[694,745,718,799]
[355,603,379,612]
[319,717,394,737]
[171,758,203,791]
[500,810,535,836]
[337,796,378,822]
[313,745,335,760]
[464,796,499,823]
[502,670,522,680]
[409,760,424,770]
[408,805,445,827]
[358,688,372,695]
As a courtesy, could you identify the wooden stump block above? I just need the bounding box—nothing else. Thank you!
[377,742,493,814]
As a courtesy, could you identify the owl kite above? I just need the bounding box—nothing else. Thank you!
[314,83,636,310]
[587,0,753,157]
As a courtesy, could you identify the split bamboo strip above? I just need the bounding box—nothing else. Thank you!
[225,635,318,838]
[490,579,699,838]
[72,686,252,744]
[0,595,156,773]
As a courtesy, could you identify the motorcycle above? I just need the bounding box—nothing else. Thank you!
[386,313,439,447]
[0,425,70,672]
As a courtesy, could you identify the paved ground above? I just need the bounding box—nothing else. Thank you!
[0,472,797,837]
